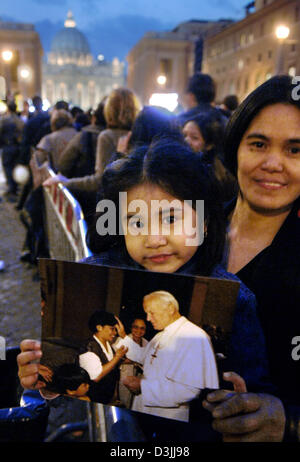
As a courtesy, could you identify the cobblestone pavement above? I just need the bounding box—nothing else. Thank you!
[0,165,41,348]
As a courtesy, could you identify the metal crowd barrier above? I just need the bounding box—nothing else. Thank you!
[42,166,91,262]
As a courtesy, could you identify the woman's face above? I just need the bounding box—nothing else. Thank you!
[183,121,205,152]
[131,319,146,342]
[237,103,300,214]
[96,324,116,343]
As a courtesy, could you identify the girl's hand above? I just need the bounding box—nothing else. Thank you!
[17,339,45,390]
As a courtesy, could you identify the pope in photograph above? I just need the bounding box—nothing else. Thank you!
[116,290,219,422]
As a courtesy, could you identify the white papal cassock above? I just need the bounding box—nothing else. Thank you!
[118,316,219,422]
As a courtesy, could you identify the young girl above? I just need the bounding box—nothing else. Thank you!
[19,137,270,398]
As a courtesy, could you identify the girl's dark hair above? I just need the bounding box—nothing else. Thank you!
[224,75,300,177]
[87,137,226,276]
[88,310,117,333]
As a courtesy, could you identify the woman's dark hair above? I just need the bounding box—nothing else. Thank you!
[87,137,226,276]
[224,75,300,177]
[185,112,225,159]
[184,113,237,201]
[93,97,107,127]
[52,363,91,393]
[88,310,117,333]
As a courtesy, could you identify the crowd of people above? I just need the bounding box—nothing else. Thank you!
[0,71,299,442]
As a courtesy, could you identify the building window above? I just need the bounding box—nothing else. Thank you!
[76,83,83,107]
[257,53,262,62]
[229,81,235,94]
[59,82,67,100]
[296,6,300,22]
[244,77,249,93]
[238,59,244,70]
[288,66,296,77]
[291,44,296,53]
[268,50,272,59]
[159,58,173,87]
[265,71,272,81]
[46,80,54,104]
[88,81,95,108]
[255,72,262,86]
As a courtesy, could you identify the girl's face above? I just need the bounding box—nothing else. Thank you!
[183,121,205,152]
[237,103,300,214]
[121,183,199,273]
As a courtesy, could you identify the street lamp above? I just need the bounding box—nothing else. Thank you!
[275,25,290,74]
[1,50,13,98]
[18,65,32,99]
[2,50,13,62]
[275,25,290,40]
[157,75,167,86]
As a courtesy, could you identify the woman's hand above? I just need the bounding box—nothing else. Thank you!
[43,174,68,187]
[114,316,126,338]
[115,345,128,360]
[202,372,286,442]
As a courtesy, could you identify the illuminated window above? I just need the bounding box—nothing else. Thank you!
[159,59,173,87]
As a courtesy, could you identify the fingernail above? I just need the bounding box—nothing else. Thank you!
[35,351,42,357]
[213,408,222,418]
[223,372,231,378]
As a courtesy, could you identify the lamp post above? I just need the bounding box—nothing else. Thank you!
[275,25,290,75]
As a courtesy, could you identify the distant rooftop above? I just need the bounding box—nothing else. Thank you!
[0,19,35,31]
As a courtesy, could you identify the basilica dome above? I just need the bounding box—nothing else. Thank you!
[48,11,93,66]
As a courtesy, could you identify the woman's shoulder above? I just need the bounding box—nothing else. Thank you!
[211,264,256,302]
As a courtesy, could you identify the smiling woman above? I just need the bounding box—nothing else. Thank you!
[205,75,300,442]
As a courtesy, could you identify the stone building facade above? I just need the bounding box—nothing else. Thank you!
[126,20,233,109]
[42,12,125,110]
[0,19,43,100]
[202,0,300,103]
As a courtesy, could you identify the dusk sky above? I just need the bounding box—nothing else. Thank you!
[0,0,248,60]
